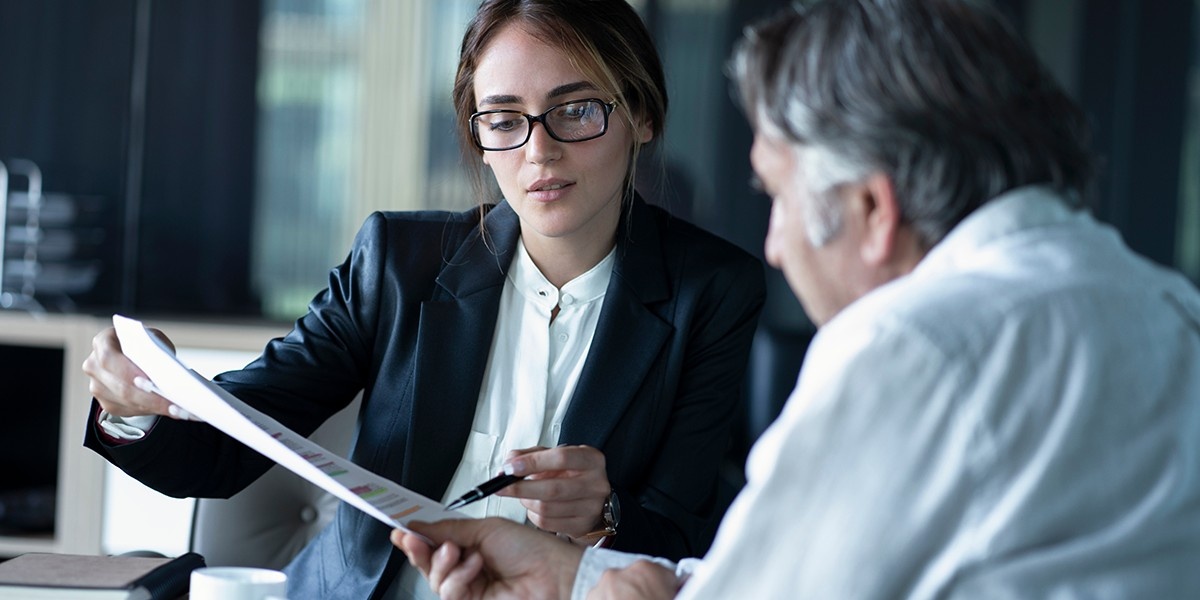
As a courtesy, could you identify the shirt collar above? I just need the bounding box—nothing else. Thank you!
[915,185,1083,277]
[509,238,616,308]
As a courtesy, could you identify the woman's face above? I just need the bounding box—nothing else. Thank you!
[473,23,652,254]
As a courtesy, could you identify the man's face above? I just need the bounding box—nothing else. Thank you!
[751,131,864,326]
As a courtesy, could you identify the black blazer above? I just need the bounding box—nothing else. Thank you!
[85,197,765,599]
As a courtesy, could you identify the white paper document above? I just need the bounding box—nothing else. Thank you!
[112,314,459,532]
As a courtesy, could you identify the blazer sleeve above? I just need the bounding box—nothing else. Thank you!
[82,212,401,498]
[609,245,767,560]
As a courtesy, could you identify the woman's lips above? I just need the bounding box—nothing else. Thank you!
[527,180,574,202]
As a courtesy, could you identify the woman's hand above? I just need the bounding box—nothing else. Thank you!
[497,444,611,540]
[82,326,191,419]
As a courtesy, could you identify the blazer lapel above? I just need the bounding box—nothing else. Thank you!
[402,202,520,499]
[560,199,672,447]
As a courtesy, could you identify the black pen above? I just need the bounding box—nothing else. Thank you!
[445,473,523,510]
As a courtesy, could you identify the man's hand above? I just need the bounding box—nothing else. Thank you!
[498,445,611,539]
[391,517,584,600]
[588,561,679,600]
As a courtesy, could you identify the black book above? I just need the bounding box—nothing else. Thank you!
[0,552,205,599]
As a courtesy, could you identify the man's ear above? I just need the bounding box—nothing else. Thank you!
[859,173,901,266]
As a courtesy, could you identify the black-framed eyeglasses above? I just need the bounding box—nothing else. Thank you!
[470,98,618,151]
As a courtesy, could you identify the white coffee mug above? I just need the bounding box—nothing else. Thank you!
[189,566,288,600]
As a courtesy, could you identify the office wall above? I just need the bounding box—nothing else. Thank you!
[0,0,260,317]
[2,0,1194,322]
[0,1,136,312]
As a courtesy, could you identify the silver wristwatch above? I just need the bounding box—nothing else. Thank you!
[580,489,620,543]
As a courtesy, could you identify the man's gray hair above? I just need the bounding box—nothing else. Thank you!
[732,0,1095,248]
[782,137,863,245]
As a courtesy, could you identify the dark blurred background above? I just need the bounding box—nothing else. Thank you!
[0,0,1196,465]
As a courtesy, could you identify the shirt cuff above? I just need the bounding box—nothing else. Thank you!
[570,547,682,600]
[97,410,159,441]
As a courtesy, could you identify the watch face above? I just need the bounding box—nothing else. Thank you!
[608,491,621,527]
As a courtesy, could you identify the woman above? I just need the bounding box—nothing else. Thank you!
[83,0,765,598]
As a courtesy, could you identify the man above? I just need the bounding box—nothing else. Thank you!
[391,0,1200,597]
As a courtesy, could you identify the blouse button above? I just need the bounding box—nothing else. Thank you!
[558,332,569,342]
[561,293,574,306]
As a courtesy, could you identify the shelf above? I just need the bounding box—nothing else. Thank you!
[0,312,104,557]
[0,534,57,557]
[0,311,290,558]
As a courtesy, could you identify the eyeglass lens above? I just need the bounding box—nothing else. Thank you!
[473,100,609,151]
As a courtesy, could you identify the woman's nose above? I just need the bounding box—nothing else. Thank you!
[524,122,563,164]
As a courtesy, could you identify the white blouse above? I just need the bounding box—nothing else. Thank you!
[393,238,614,599]
[439,238,614,521]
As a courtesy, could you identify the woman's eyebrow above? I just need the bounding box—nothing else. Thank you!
[478,93,521,107]
[546,81,597,99]
[477,81,598,108]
